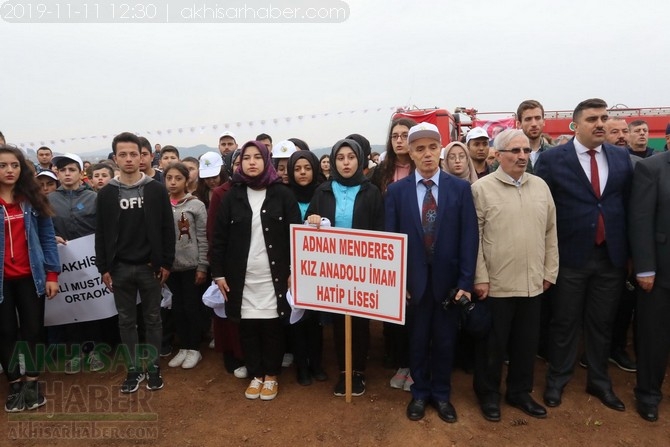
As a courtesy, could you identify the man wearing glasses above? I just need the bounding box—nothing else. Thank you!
[535,98,633,412]
[471,129,558,422]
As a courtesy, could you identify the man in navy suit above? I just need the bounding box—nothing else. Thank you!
[385,122,478,423]
[535,98,633,412]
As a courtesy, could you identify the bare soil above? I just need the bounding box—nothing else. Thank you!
[2,321,668,447]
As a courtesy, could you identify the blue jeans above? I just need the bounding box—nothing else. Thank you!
[111,263,162,370]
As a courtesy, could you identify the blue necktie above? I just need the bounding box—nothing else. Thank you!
[421,179,437,261]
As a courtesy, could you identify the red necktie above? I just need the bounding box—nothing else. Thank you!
[421,179,437,260]
[587,150,605,245]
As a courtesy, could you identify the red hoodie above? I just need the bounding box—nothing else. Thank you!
[1,199,58,282]
[1,199,31,279]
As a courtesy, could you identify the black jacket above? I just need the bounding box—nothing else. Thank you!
[95,176,175,274]
[306,180,384,231]
[210,183,301,320]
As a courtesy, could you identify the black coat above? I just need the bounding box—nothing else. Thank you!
[629,151,670,288]
[306,180,384,231]
[210,183,301,320]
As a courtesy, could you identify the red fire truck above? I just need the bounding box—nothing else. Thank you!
[393,106,670,150]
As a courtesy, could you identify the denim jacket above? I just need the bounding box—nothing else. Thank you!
[0,201,60,303]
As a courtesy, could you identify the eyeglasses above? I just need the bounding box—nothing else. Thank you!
[498,147,531,154]
[447,155,468,161]
[391,133,409,141]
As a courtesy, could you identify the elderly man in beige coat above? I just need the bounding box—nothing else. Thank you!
[471,129,559,422]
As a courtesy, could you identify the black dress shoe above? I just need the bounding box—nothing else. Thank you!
[636,402,658,422]
[480,402,501,422]
[407,399,426,421]
[297,367,312,386]
[432,400,457,423]
[506,395,547,419]
[586,387,625,412]
[543,388,562,407]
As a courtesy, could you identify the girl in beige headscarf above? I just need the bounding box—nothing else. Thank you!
[441,141,480,184]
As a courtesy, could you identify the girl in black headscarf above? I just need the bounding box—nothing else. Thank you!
[210,141,302,401]
[287,150,321,220]
[286,150,327,386]
[306,139,384,397]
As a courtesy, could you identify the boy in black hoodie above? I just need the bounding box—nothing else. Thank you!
[95,132,175,393]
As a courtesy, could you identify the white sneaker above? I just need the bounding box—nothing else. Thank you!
[181,350,202,369]
[234,366,248,379]
[282,353,294,368]
[65,355,83,375]
[168,349,188,368]
[208,339,215,349]
[87,351,105,372]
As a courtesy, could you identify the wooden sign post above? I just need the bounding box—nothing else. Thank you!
[291,225,407,402]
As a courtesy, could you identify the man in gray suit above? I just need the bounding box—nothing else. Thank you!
[629,150,670,422]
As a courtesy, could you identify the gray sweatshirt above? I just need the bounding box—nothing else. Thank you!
[170,193,209,272]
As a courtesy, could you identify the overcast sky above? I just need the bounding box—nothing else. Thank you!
[1,0,668,155]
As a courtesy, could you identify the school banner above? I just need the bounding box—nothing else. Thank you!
[290,225,407,325]
[44,234,117,326]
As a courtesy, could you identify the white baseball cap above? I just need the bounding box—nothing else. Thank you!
[36,170,58,181]
[202,282,227,319]
[199,151,223,178]
[408,122,441,144]
[219,131,236,141]
[465,127,490,144]
[51,153,83,171]
[271,140,298,159]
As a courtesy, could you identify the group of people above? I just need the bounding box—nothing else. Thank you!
[0,97,669,425]
[395,98,670,425]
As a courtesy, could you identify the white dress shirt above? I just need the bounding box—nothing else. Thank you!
[574,137,608,195]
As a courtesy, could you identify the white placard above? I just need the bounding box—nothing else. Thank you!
[44,234,118,326]
[291,225,407,325]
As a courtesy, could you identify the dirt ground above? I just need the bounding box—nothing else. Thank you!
[1,321,668,447]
